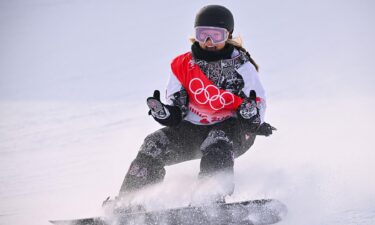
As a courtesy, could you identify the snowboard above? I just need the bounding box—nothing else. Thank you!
[50,199,287,225]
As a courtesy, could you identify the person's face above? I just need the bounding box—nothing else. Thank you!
[198,38,226,51]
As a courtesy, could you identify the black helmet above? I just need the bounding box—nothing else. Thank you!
[194,5,234,34]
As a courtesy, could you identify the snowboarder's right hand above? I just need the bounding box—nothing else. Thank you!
[147,90,182,126]
[237,90,261,132]
[147,90,170,120]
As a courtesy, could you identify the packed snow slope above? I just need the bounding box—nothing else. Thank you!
[1,0,375,225]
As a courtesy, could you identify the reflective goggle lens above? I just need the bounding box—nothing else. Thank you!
[195,26,229,44]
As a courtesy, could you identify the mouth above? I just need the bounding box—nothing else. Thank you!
[204,46,217,51]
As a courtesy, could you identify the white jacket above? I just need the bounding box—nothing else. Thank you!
[166,49,266,125]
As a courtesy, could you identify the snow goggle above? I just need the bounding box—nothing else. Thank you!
[195,26,229,44]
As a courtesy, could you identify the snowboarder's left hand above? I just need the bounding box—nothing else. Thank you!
[237,90,261,132]
[255,122,277,136]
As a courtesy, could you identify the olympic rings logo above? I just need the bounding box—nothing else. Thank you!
[189,78,234,111]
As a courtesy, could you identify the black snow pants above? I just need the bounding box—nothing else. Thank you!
[119,118,256,196]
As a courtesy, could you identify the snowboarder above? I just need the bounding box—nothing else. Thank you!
[117,4,275,204]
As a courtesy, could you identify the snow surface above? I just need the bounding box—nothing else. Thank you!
[1,0,375,224]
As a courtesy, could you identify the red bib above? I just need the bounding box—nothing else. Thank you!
[171,52,244,124]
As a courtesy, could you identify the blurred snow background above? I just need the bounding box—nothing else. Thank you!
[1,0,375,224]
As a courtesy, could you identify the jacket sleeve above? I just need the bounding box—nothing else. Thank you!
[165,71,189,117]
[237,62,267,123]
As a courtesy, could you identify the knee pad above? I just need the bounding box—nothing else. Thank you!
[139,130,169,161]
[200,129,233,153]
[200,130,234,175]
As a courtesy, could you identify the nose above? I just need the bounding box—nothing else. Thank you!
[204,37,213,45]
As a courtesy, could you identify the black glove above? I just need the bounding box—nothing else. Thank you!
[237,90,261,132]
[147,90,182,126]
[255,122,277,136]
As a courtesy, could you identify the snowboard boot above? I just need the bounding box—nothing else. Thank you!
[214,195,227,204]
[102,196,122,212]
[102,195,146,215]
